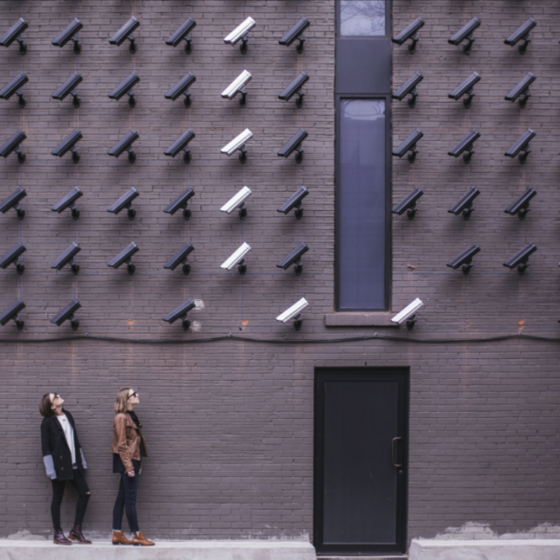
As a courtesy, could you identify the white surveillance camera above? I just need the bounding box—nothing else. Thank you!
[276,297,308,331]
[221,70,252,106]
[391,298,423,330]
[221,128,253,163]
[221,242,251,274]
[224,16,256,53]
[220,186,252,219]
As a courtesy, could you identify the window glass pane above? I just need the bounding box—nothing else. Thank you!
[338,99,386,310]
[340,0,386,36]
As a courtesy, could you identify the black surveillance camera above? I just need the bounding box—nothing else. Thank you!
[52,18,83,54]
[109,16,140,53]
[52,72,83,108]
[0,187,27,220]
[448,130,480,163]
[278,186,309,220]
[0,242,26,275]
[164,188,195,221]
[0,130,26,164]
[279,17,310,53]
[166,17,196,53]
[108,130,139,163]
[278,129,308,163]
[162,299,196,331]
[108,73,140,108]
[505,128,535,164]
[164,129,195,164]
[505,73,536,109]
[505,18,536,55]
[165,72,196,108]
[447,244,481,275]
[449,72,481,108]
[50,299,81,330]
[0,72,29,108]
[392,129,423,163]
[392,187,424,220]
[504,243,537,275]
[393,71,424,108]
[505,187,537,220]
[0,18,28,55]
[51,129,82,163]
[392,17,425,54]
[108,187,139,220]
[449,17,481,55]
[164,242,194,276]
[279,72,309,108]
[51,243,81,275]
[448,187,480,220]
[51,187,83,220]
[0,299,25,330]
[107,242,139,275]
[277,242,309,276]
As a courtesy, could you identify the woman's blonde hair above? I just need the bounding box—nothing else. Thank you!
[115,387,132,414]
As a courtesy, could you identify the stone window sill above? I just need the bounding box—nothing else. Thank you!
[324,312,398,327]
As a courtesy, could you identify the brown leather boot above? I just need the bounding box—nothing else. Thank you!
[112,530,133,545]
[53,529,72,545]
[69,525,92,544]
[132,531,155,546]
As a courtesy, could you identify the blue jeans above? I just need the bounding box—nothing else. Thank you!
[112,467,140,533]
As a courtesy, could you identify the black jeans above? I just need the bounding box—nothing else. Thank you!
[50,469,90,531]
[112,464,140,533]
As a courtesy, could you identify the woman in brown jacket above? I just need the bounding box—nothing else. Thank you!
[111,388,154,546]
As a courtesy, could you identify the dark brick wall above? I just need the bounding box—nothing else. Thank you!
[1,0,560,547]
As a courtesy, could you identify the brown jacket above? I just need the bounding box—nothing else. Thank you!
[111,412,148,473]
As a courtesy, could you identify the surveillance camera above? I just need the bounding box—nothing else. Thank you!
[392,187,424,220]
[279,72,309,108]
[107,242,139,275]
[0,18,28,55]
[166,17,196,53]
[52,72,83,108]
[51,242,81,275]
[505,18,536,54]
[0,130,26,164]
[448,186,480,220]
[0,187,27,220]
[109,16,140,53]
[449,72,481,108]
[222,70,252,107]
[221,242,251,275]
[0,72,29,108]
[448,129,480,163]
[221,128,253,163]
[277,242,309,276]
[504,243,537,275]
[108,130,139,163]
[162,299,196,330]
[505,128,535,164]
[392,128,423,163]
[50,299,81,330]
[391,298,423,330]
[224,16,256,53]
[505,72,536,109]
[448,17,481,55]
[165,72,196,108]
[108,73,140,108]
[51,186,83,220]
[278,186,309,219]
[52,18,83,54]
[0,242,26,275]
[276,297,308,331]
[393,71,424,108]
[279,17,310,53]
[505,187,537,220]
[51,129,82,163]
[0,299,25,330]
[447,244,481,275]
[278,128,308,163]
[220,186,252,219]
[392,17,425,54]
[164,129,195,163]
[164,187,195,221]
[164,242,194,276]
[108,187,139,220]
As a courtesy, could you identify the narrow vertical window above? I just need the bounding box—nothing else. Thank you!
[339,0,386,36]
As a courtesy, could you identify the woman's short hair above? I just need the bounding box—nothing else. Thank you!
[115,388,132,414]
[39,394,56,418]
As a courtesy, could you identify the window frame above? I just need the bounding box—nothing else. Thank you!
[336,0,392,38]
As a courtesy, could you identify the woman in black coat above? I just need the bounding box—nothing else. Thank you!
[40,393,92,545]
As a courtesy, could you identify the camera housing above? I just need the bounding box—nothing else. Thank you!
[50,299,81,330]
[279,17,310,53]
[448,17,481,55]
[448,186,480,220]
[51,129,82,163]
[447,244,481,275]
[393,71,424,108]
[278,128,308,163]
[166,17,196,53]
[164,242,194,276]
[51,242,81,275]
[0,72,29,108]
[107,242,139,275]
[0,18,28,55]
[108,187,139,220]
[505,187,537,220]
[164,187,195,221]
[449,72,481,108]
[277,242,309,276]
[504,243,537,275]
[108,130,139,163]
[164,129,195,163]
[0,187,27,220]
[221,129,253,163]
[220,186,252,219]
[108,73,140,108]
[276,297,308,331]
[505,18,536,54]
[505,73,536,109]
[0,299,25,330]
[51,187,83,220]
[391,298,423,330]
[392,187,424,220]
[165,72,196,107]
[505,128,535,164]
[163,299,196,330]
[52,18,83,54]
[278,186,309,219]
[279,72,309,108]
[52,72,83,108]
[0,130,26,164]
[448,129,480,163]
[0,242,26,275]
[222,70,252,107]
[221,242,251,275]
[224,16,256,54]
[392,17,425,53]
[109,16,140,53]
[392,129,423,163]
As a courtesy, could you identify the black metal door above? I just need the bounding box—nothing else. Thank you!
[314,368,408,554]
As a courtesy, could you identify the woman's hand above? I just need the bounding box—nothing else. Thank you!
[139,468,142,475]
[127,470,135,477]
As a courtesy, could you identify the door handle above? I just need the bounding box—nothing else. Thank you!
[391,437,403,468]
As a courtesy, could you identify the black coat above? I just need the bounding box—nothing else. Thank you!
[41,409,85,481]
